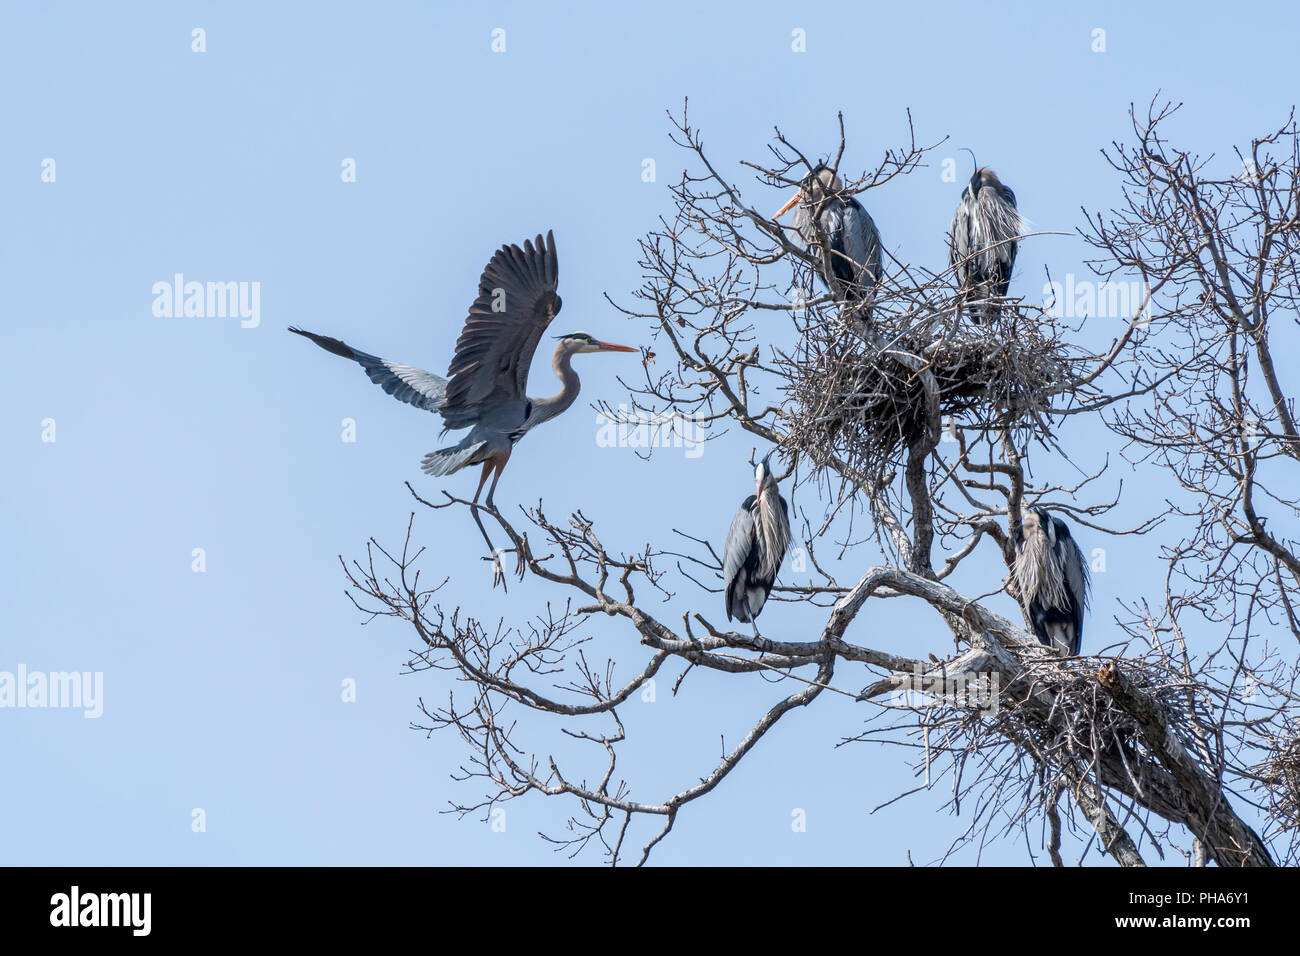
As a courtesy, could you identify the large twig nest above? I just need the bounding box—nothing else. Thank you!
[783,301,1075,478]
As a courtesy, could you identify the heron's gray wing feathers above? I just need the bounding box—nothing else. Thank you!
[441,232,561,430]
[1062,534,1089,608]
[1003,236,1019,288]
[1057,521,1090,651]
[722,498,757,601]
[1000,188,1020,281]
[949,195,973,278]
[840,201,882,289]
[289,326,446,412]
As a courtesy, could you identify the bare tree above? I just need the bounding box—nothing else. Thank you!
[1081,100,1300,862]
[343,99,1297,866]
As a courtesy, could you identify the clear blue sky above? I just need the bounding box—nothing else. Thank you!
[3,1,1295,865]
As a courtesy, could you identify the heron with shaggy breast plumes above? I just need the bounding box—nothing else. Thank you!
[722,455,792,637]
[1013,508,1090,656]
[774,163,883,315]
[949,166,1026,325]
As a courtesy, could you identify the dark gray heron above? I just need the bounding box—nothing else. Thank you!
[1012,509,1090,656]
[948,166,1025,324]
[722,455,792,636]
[290,231,636,585]
[773,164,883,310]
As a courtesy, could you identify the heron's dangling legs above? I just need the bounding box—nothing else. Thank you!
[484,455,529,580]
[471,460,507,592]
[482,450,509,509]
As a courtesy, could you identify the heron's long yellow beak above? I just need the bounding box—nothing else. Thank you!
[597,341,638,353]
[773,190,803,220]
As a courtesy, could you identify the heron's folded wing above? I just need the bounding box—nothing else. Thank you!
[948,198,972,273]
[289,327,445,412]
[840,200,883,287]
[821,204,852,285]
[722,497,757,588]
[1058,522,1090,644]
[1061,531,1090,610]
[441,231,561,431]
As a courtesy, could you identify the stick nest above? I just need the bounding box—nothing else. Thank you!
[783,303,1076,478]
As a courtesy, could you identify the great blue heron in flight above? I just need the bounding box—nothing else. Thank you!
[723,455,792,636]
[1012,509,1090,656]
[290,231,636,585]
[948,166,1025,324]
[773,164,883,312]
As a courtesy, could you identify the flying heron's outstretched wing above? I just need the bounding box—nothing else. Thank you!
[840,198,883,293]
[440,231,562,431]
[722,496,759,622]
[289,326,446,412]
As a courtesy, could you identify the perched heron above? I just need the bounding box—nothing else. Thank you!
[1012,508,1090,655]
[773,163,883,310]
[290,231,636,585]
[722,455,792,635]
[948,166,1025,324]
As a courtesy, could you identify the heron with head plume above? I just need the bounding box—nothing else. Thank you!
[290,231,637,588]
[773,163,883,313]
[1013,508,1090,656]
[949,153,1026,324]
[723,454,792,636]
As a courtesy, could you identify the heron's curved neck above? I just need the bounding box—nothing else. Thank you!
[529,345,580,426]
